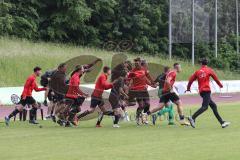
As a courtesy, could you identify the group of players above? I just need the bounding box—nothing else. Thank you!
[4,57,230,128]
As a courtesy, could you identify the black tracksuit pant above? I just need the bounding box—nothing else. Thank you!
[192,91,224,124]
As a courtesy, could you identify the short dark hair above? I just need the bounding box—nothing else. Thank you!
[141,59,147,66]
[33,66,41,72]
[164,66,170,73]
[74,65,82,70]
[71,65,82,77]
[124,60,132,71]
[200,58,208,65]
[58,63,66,69]
[119,70,127,77]
[173,63,179,68]
[103,66,111,73]
[134,57,141,62]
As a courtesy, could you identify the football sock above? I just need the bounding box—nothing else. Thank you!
[77,110,90,119]
[29,108,37,120]
[8,109,20,119]
[114,114,121,124]
[168,106,174,122]
[136,108,143,117]
[143,105,150,113]
[96,115,104,125]
[68,109,78,121]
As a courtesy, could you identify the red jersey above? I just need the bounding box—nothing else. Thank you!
[92,73,113,98]
[145,69,155,84]
[162,70,177,93]
[66,72,84,99]
[21,74,46,99]
[128,67,151,91]
[187,65,223,93]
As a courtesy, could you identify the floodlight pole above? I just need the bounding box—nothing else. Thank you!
[237,0,239,55]
[192,0,195,65]
[169,0,172,60]
[215,0,218,58]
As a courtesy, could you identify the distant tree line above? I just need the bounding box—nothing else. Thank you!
[0,0,239,72]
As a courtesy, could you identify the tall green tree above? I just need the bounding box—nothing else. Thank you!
[38,0,92,44]
[0,0,40,38]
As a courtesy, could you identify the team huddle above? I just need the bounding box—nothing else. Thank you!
[4,57,230,128]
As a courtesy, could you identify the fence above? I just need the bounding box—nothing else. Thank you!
[169,0,239,64]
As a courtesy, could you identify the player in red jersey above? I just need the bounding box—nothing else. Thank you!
[65,59,101,126]
[5,67,46,126]
[186,58,230,128]
[128,58,153,125]
[76,66,114,127]
[144,63,190,126]
[65,65,89,126]
[140,59,155,123]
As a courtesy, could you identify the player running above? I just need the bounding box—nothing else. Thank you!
[109,71,129,128]
[111,60,132,121]
[40,70,55,106]
[128,58,153,125]
[65,65,88,126]
[141,59,155,119]
[49,63,69,126]
[40,69,57,120]
[76,66,114,127]
[5,67,46,126]
[152,66,175,125]
[65,59,101,126]
[144,63,189,126]
[186,58,230,128]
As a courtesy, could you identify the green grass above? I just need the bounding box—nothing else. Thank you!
[0,102,239,160]
[0,36,240,87]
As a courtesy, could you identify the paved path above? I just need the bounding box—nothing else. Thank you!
[0,93,239,119]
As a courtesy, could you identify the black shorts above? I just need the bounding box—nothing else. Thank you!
[109,93,121,109]
[70,97,85,108]
[19,96,36,106]
[128,90,150,102]
[159,92,179,104]
[53,93,64,103]
[90,97,104,108]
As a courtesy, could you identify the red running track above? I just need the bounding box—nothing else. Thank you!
[0,93,239,119]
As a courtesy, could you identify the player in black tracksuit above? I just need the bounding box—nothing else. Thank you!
[109,72,129,127]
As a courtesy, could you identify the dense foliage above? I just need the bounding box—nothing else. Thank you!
[0,0,239,72]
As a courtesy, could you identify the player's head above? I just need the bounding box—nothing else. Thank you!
[134,57,141,69]
[173,63,181,73]
[119,70,127,78]
[103,66,111,75]
[76,65,86,73]
[71,65,82,77]
[124,60,132,71]
[141,59,148,69]
[58,63,67,73]
[164,66,170,73]
[33,66,42,77]
[200,58,208,66]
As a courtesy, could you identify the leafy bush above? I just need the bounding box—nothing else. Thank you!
[0,0,239,74]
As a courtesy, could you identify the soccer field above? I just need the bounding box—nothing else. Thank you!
[0,102,239,160]
[2,1,240,160]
